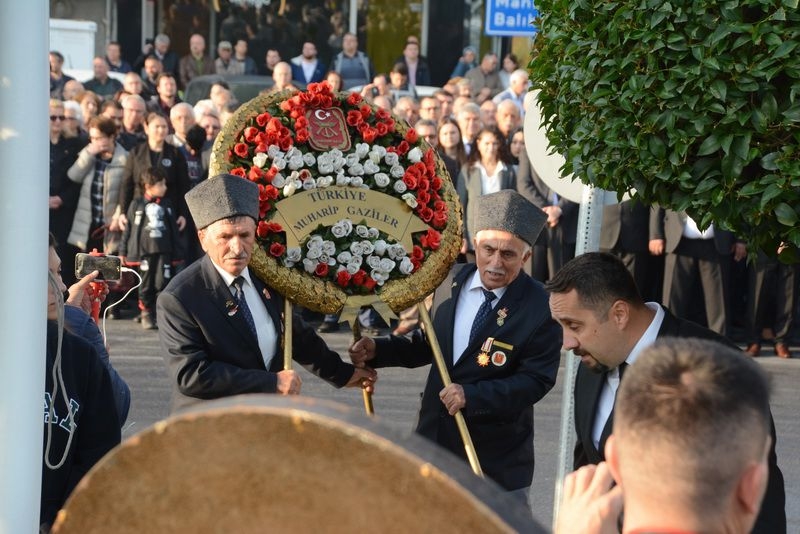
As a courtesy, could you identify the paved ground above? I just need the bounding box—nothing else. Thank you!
[107,312,798,530]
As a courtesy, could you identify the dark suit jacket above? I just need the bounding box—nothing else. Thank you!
[119,142,191,220]
[649,208,733,254]
[373,264,562,490]
[599,200,651,252]
[457,164,517,247]
[516,149,578,246]
[573,307,786,533]
[290,60,327,85]
[157,255,356,412]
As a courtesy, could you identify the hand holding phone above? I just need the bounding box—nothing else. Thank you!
[75,253,122,281]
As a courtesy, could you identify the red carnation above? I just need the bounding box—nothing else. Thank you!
[230,167,246,177]
[259,201,271,219]
[279,136,293,151]
[359,104,372,119]
[336,270,352,287]
[263,185,280,200]
[411,258,422,272]
[346,110,363,127]
[363,277,377,290]
[405,128,418,144]
[267,221,283,233]
[420,229,441,250]
[362,127,378,143]
[269,242,286,257]
[412,245,424,261]
[431,177,443,190]
[417,190,430,204]
[375,122,389,136]
[315,263,329,277]
[249,166,265,182]
[256,112,272,127]
[375,108,390,121]
[244,127,259,143]
[257,221,269,238]
[296,129,310,143]
[347,92,362,106]
[432,210,447,229]
[396,140,410,155]
[265,166,278,181]
[434,200,447,212]
[352,269,367,285]
[234,143,249,158]
[403,174,418,190]
[419,206,434,222]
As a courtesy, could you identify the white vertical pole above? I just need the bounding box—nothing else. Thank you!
[349,0,358,35]
[551,185,608,527]
[0,2,49,532]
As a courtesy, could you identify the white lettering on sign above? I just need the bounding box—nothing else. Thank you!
[495,12,534,28]
[495,0,535,8]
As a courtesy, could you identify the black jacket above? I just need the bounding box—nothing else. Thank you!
[119,142,190,220]
[120,196,181,261]
[41,322,120,529]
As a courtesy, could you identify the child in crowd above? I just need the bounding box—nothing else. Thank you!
[120,167,181,329]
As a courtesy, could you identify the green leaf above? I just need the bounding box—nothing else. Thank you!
[773,40,797,58]
[761,94,778,121]
[697,134,722,155]
[731,134,751,160]
[761,152,781,170]
[709,80,727,101]
[775,203,799,226]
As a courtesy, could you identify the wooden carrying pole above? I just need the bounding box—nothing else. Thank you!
[351,321,374,416]
[283,299,293,370]
[417,303,483,477]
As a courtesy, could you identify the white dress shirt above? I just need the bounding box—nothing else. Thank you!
[682,215,715,239]
[478,160,507,195]
[452,270,508,363]
[591,302,665,449]
[211,263,278,370]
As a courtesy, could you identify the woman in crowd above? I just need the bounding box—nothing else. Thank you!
[78,91,101,133]
[499,53,520,89]
[508,127,525,170]
[437,117,468,170]
[457,126,516,259]
[118,112,190,234]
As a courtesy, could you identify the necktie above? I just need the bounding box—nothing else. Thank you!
[469,288,496,344]
[233,276,258,338]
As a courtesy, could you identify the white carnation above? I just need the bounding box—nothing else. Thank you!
[336,174,350,186]
[355,142,370,158]
[306,246,322,260]
[393,180,408,194]
[303,258,318,274]
[350,241,365,255]
[387,243,407,259]
[355,225,370,238]
[273,157,287,170]
[399,257,414,275]
[407,147,423,163]
[302,178,316,190]
[252,152,268,168]
[283,181,298,196]
[359,240,374,255]
[373,239,387,256]
[379,258,397,272]
[331,221,351,239]
[336,251,353,264]
[285,147,300,159]
[316,175,334,188]
[402,192,418,208]
[390,164,405,178]
[374,173,391,187]
[371,145,387,158]
[267,145,282,158]
[346,261,361,275]
[345,153,361,167]
[384,152,399,166]
[362,159,380,175]
[348,163,365,176]
[368,227,379,239]
[272,174,286,188]
[322,240,337,255]
[307,235,324,249]
[366,255,382,270]
[286,247,302,262]
[349,176,364,187]
[288,155,305,170]
[303,152,317,166]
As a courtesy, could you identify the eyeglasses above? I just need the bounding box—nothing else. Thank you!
[49,115,65,121]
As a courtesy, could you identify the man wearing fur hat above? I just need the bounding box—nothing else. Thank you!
[157,174,376,412]
[349,190,562,502]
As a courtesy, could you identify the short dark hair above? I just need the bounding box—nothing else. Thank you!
[155,72,176,86]
[391,62,408,76]
[544,252,642,316]
[87,116,118,138]
[615,337,771,516]
[50,51,64,62]
[100,99,122,114]
[141,166,167,188]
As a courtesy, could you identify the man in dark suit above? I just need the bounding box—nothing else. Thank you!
[650,208,745,335]
[600,200,662,302]
[349,190,562,498]
[545,252,786,533]
[157,174,375,412]
[516,149,578,282]
[556,338,775,534]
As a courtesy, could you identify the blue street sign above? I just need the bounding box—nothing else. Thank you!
[485,0,538,37]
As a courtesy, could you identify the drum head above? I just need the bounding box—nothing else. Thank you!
[53,395,544,533]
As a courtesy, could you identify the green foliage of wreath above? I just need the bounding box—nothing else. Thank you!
[530,0,800,259]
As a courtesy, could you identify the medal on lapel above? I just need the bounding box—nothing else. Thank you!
[263,287,271,300]
[496,307,508,326]
[225,300,239,316]
[477,337,493,367]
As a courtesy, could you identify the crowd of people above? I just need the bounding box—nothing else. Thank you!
[43,24,796,534]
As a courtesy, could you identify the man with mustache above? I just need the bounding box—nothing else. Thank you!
[349,190,561,504]
[545,252,786,533]
[157,174,375,412]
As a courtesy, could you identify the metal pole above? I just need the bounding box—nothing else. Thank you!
[283,299,293,370]
[348,0,358,35]
[0,2,49,531]
[551,185,608,528]
[420,0,430,56]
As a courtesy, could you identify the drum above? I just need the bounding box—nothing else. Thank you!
[52,395,545,533]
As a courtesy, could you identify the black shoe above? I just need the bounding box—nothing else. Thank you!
[317,321,340,333]
[141,313,158,330]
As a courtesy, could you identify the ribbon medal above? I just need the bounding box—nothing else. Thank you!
[225,300,239,316]
[477,337,493,366]
[496,307,508,326]
[491,350,507,367]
